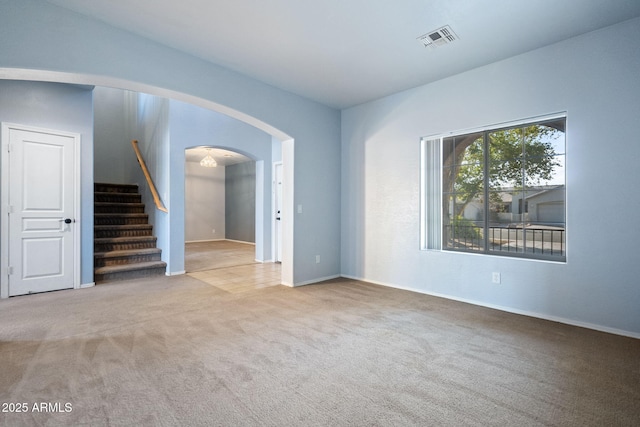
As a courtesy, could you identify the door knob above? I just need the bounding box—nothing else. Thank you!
[64,218,72,224]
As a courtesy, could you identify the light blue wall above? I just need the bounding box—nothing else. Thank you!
[185,160,225,242]
[226,162,256,243]
[135,94,171,270]
[0,80,94,285]
[168,100,273,270]
[341,18,640,336]
[93,87,137,183]
[0,0,341,284]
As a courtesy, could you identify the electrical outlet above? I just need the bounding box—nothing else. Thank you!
[492,272,501,284]
[212,229,216,234]
[316,255,320,264]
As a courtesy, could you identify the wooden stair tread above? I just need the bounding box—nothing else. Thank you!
[94,248,161,259]
[95,261,166,275]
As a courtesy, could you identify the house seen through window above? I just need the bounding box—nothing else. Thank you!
[422,115,566,261]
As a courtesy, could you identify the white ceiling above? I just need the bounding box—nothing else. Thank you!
[185,147,252,166]
[46,0,640,109]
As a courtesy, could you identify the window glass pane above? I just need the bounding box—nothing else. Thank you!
[488,225,527,254]
[442,137,455,167]
[489,128,524,191]
[522,124,564,187]
[454,133,483,166]
[521,184,565,257]
[442,193,484,252]
[454,164,484,193]
[443,133,483,167]
[523,122,565,257]
[524,154,565,187]
[534,119,565,155]
[489,189,525,254]
[442,132,485,254]
[488,190,513,223]
[442,165,456,191]
[433,116,566,261]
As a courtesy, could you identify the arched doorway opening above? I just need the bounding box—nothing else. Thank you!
[183,145,284,289]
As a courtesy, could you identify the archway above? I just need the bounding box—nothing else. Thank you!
[184,146,272,267]
[0,70,294,288]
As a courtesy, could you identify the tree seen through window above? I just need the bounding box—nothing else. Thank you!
[441,117,566,260]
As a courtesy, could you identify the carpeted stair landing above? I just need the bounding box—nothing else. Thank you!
[94,183,166,282]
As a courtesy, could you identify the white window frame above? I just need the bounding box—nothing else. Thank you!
[420,113,567,262]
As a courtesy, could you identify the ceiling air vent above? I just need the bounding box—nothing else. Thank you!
[417,25,458,48]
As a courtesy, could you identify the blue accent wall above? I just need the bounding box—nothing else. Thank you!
[225,162,256,243]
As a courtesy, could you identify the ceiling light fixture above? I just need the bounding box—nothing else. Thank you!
[200,148,217,167]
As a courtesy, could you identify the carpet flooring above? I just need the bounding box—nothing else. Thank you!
[0,275,638,426]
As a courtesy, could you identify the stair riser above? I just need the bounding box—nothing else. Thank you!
[94,183,139,194]
[95,241,157,252]
[95,204,145,214]
[95,266,166,282]
[95,194,142,204]
[94,216,149,225]
[94,229,153,239]
[95,253,162,267]
[94,183,165,283]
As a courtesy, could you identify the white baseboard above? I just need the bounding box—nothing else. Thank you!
[293,274,341,287]
[166,270,186,276]
[185,238,255,245]
[80,282,95,289]
[340,274,640,340]
[225,239,255,245]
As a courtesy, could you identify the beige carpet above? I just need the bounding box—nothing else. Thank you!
[0,276,638,426]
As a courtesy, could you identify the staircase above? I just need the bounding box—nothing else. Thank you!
[94,183,167,282]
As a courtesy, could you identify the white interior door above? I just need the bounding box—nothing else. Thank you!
[274,162,283,263]
[4,125,78,296]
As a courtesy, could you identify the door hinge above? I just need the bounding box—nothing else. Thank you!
[8,266,13,275]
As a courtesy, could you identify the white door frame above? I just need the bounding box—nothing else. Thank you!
[0,123,81,299]
[272,161,283,263]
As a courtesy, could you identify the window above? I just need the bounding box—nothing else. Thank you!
[422,115,566,261]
